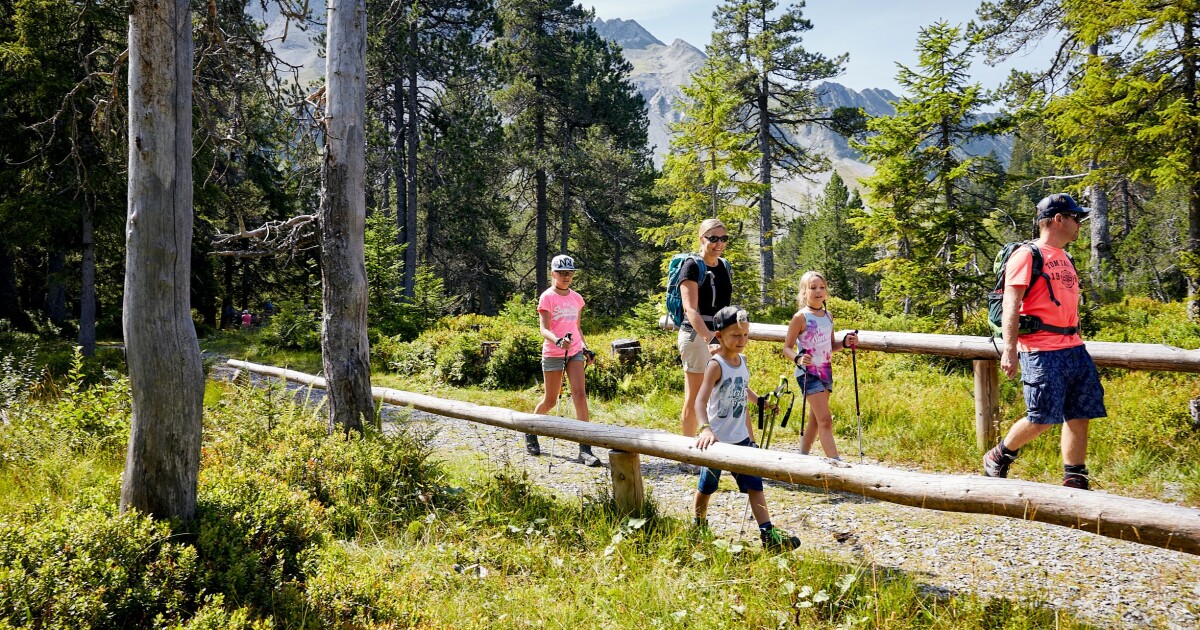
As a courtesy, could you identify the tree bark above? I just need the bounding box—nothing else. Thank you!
[320,0,375,434]
[393,75,409,281]
[1086,44,1113,296]
[121,0,204,521]
[78,200,96,356]
[1087,180,1111,288]
[535,71,549,294]
[404,28,419,299]
[1186,20,1200,320]
[758,78,774,306]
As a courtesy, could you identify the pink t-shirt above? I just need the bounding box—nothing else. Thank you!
[538,288,585,356]
[1005,243,1083,352]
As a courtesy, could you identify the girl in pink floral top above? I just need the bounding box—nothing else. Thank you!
[781,271,858,458]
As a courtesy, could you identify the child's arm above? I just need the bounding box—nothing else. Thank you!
[781,311,812,367]
[538,310,566,348]
[694,361,721,449]
[833,326,859,352]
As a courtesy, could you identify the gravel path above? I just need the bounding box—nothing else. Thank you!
[213,362,1200,629]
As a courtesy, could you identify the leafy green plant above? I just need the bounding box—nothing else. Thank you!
[259,301,320,351]
[0,503,204,628]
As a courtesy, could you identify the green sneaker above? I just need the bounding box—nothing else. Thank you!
[761,526,801,551]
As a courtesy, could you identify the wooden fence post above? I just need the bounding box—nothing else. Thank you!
[608,449,644,514]
[973,360,1000,451]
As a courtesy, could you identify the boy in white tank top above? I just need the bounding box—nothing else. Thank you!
[693,306,801,551]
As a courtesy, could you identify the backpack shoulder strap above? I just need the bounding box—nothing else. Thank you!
[1023,242,1060,306]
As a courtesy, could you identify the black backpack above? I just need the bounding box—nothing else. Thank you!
[987,241,1078,338]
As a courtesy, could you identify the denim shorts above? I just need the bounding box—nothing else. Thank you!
[542,350,585,372]
[697,438,765,495]
[796,373,832,396]
[1019,345,1107,424]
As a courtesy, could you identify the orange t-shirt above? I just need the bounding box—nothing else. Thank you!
[1004,243,1083,352]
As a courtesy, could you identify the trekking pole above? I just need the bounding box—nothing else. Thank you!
[777,376,795,429]
[797,349,809,439]
[851,330,863,463]
[762,377,789,450]
[741,393,778,539]
[551,333,573,467]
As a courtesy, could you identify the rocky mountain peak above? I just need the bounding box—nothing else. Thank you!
[592,18,664,50]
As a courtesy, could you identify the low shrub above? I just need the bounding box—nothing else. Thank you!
[0,503,204,629]
[259,301,320,351]
[195,470,325,613]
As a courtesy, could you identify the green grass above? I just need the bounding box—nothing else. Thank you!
[0,375,1094,628]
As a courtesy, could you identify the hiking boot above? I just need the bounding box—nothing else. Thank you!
[1063,471,1090,490]
[761,526,802,551]
[524,433,541,456]
[578,444,601,467]
[983,443,1017,478]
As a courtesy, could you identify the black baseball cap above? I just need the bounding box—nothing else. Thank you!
[1036,193,1090,220]
[712,305,749,332]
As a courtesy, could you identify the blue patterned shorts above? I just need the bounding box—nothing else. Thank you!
[697,438,764,495]
[1019,345,1107,424]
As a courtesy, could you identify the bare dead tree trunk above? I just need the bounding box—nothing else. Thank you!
[320,0,375,434]
[403,29,419,299]
[393,76,408,258]
[78,199,96,356]
[120,0,204,521]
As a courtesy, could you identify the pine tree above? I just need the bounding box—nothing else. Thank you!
[496,0,592,294]
[854,21,1003,324]
[645,56,764,304]
[1042,1,1200,319]
[781,172,872,302]
[709,0,847,305]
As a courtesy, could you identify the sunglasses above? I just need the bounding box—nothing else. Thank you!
[1064,213,1084,223]
[704,234,730,243]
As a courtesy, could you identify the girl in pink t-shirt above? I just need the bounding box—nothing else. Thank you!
[525,255,601,466]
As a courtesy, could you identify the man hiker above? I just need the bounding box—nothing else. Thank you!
[983,193,1107,490]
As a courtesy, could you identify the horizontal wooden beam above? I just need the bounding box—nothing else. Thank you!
[228,360,1200,556]
[658,316,1200,372]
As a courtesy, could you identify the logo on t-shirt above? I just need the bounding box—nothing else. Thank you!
[551,304,579,322]
[1046,258,1077,289]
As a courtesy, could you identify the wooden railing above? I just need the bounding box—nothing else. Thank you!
[227,360,1200,556]
[659,317,1200,449]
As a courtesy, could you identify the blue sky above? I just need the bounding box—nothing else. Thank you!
[583,0,1051,94]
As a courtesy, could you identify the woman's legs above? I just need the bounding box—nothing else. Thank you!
[681,370,705,437]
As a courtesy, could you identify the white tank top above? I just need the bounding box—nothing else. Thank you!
[706,354,751,444]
